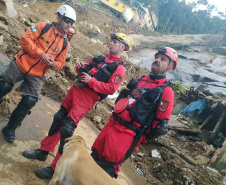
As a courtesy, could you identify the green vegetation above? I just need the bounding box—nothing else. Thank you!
[122,0,226,36]
[172,81,187,99]
[77,0,106,10]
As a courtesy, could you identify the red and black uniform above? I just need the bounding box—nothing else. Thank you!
[91,74,174,175]
[39,54,125,169]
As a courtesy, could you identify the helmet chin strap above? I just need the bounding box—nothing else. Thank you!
[150,71,166,76]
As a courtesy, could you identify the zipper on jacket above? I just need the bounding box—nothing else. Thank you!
[19,52,28,59]
[42,66,48,76]
[25,33,59,75]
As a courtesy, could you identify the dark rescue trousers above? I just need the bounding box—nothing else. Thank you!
[0,81,13,102]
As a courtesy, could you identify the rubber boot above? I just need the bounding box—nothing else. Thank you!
[23,149,49,161]
[2,96,37,142]
[35,166,54,179]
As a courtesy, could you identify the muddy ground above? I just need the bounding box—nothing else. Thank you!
[0,0,224,184]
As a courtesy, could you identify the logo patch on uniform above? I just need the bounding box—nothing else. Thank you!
[55,47,59,52]
[114,74,122,84]
[30,26,37,32]
[41,36,49,44]
[159,99,169,112]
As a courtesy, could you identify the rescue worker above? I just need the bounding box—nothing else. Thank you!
[65,27,75,62]
[22,33,130,179]
[0,5,76,143]
[15,27,76,92]
[91,46,178,178]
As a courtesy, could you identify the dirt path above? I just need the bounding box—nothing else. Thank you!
[0,92,146,185]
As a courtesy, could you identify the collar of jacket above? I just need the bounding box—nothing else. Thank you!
[106,54,123,62]
[149,73,166,80]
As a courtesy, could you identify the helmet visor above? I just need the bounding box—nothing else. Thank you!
[62,16,74,26]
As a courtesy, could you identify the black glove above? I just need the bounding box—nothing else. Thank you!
[93,55,105,63]
[146,119,169,141]
[127,78,138,89]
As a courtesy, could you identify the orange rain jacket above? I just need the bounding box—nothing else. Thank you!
[14,22,69,77]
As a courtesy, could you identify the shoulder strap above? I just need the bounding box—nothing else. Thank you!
[62,38,68,52]
[56,38,68,58]
[38,23,52,39]
[118,61,124,66]
[38,23,69,57]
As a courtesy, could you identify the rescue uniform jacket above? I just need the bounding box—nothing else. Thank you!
[39,54,126,170]
[91,74,174,174]
[15,22,69,77]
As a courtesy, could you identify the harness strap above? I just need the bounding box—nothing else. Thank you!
[112,112,138,132]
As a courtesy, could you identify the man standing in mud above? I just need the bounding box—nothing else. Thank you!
[23,33,130,179]
[91,46,178,178]
[0,4,76,142]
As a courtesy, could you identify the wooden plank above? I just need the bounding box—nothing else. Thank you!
[169,125,202,134]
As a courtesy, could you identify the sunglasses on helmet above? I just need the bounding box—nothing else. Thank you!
[156,46,167,54]
[62,17,74,25]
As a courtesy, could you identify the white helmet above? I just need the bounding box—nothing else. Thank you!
[55,5,76,22]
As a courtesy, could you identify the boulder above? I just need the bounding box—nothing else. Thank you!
[212,47,226,56]
[0,0,17,19]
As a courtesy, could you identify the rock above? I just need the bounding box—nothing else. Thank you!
[0,35,3,45]
[24,20,32,27]
[167,130,176,136]
[0,22,8,32]
[0,15,7,23]
[212,47,226,56]
[93,115,102,123]
[194,155,209,165]
[96,32,107,43]
[205,144,215,157]
[121,52,129,60]
[223,175,226,185]
[61,78,68,83]
[98,123,104,130]
[137,152,144,157]
[151,149,161,158]
[0,0,17,18]
[93,26,100,34]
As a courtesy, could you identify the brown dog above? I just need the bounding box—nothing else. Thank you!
[48,135,118,185]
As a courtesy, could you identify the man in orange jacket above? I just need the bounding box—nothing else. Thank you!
[91,46,178,178]
[22,33,130,179]
[15,27,76,92]
[0,5,76,143]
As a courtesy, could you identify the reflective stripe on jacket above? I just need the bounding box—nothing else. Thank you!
[15,22,69,76]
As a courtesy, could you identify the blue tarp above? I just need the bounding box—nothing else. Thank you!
[183,99,207,116]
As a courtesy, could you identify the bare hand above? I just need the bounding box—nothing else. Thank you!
[76,61,85,69]
[79,72,92,84]
[41,53,55,67]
